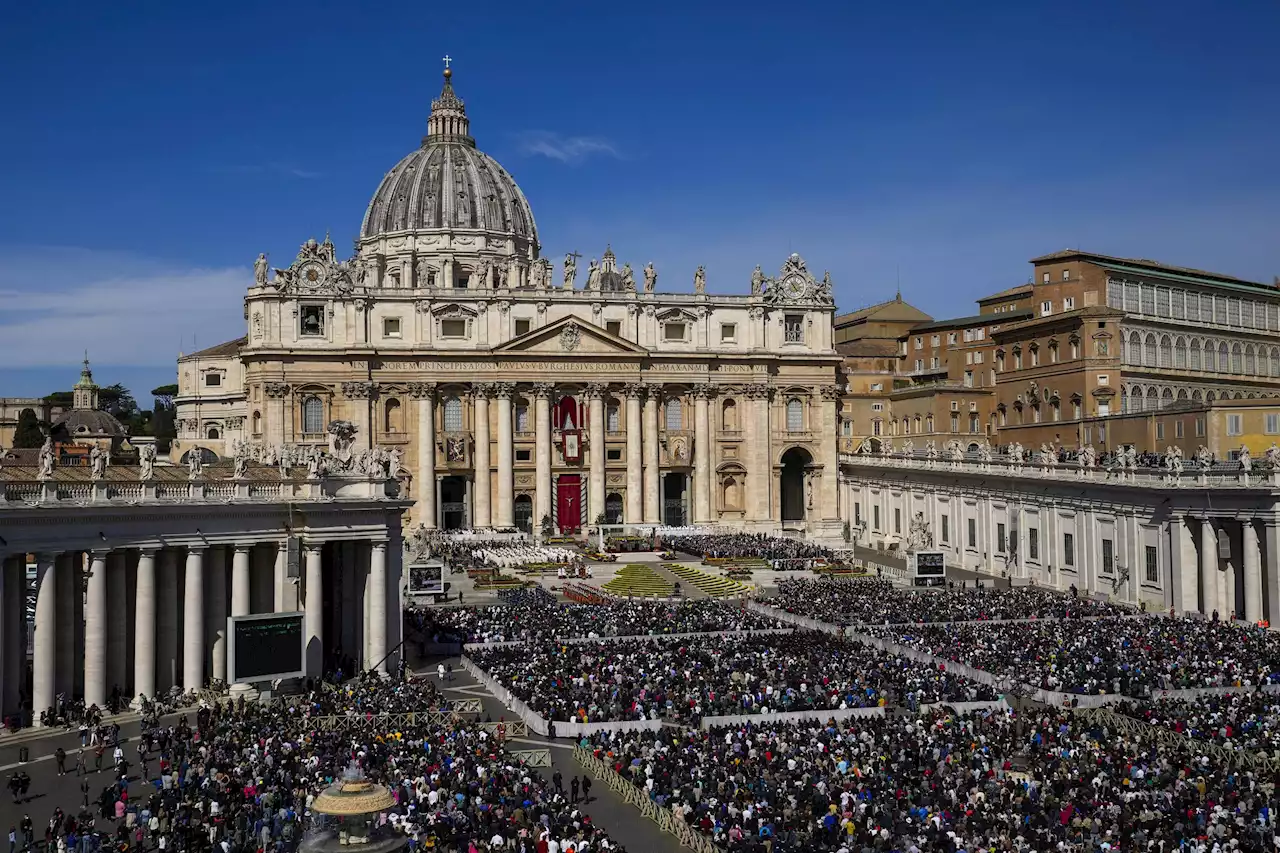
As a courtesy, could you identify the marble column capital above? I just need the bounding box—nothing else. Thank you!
[233,544,254,555]
[531,382,555,400]
[493,382,516,400]
[409,382,438,400]
[137,546,160,558]
[585,383,608,400]
[303,542,324,555]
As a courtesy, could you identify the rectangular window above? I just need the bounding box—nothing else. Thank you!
[383,316,402,338]
[931,357,940,369]
[1101,538,1114,574]
[720,323,736,342]
[1267,414,1280,434]
[1063,532,1075,566]
[1098,401,1110,417]
[870,383,883,392]
[1156,422,1165,440]
[664,322,687,342]
[1042,272,1050,284]
[1028,528,1039,561]
[1031,349,1039,366]
[894,508,901,534]
[606,320,622,337]
[1097,374,1109,385]
[967,517,976,549]
[606,448,622,461]
[204,373,222,387]
[1175,421,1184,438]
[915,337,923,350]
[515,449,531,462]
[1145,544,1158,583]
[1063,270,1071,281]
[440,319,468,338]
[915,359,924,371]
[948,333,957,345]
[996,522,1007,554]
[932,335,940,347]
[1196,418,1206,437]
[970,413,979,433]
[514,318,531,336]
[454,274,468,289]
[665,401,682,431]
[300,305,325,337]
[1041,300,1052,316]
[854,502,861,525]
[784,315,804,343]
[941,514,949,544]
[874,505,881,531]
[1227,414,1243,436]
[607,405,621,432]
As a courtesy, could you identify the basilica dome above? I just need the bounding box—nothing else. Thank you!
[359,69,538,252]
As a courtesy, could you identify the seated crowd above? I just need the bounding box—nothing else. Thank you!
[467,543,582,570]
[768,577,1126,625]
[663,533,836,563]
[583,707,1277,852]
[469,632,995,723]
[33,672,624,853]
[410,599,787,644]
[867,616,1280,695]
[1115,691,1280,751]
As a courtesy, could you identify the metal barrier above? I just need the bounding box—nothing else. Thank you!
[574,746,719,853]
[309,711,458,732]
[451,698,483,716]
[508,748,552,767]
[1075,706,1280,770]
[478,719,529,738]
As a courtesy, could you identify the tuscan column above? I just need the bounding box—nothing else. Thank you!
[2,557,23,716]
[157,548,179,693]
[32,553,58,721]
[643,387,661,524]
[533,384,553,532]
[304,543,323,677]
[229,545,252,689]
[1173,516,1197,614]
[693,384,712,524]
[107,551,127,696]
[133,548,157,702]
[84,550,108,709]
[1199,519,1218,618]
[369,540,388,673]
[624,384,644,522]
[412,383,438,529]
[208,547,228,684]
[1243,519,1263,623]
[495,382,515,529]
[182,546,206,692]
[587,384,607,524]
[54,553,76,699]
[472,384,492,529]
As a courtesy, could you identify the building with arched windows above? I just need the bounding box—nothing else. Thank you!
[173,68,843,538]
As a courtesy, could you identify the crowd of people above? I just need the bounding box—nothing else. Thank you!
[468,632,995,723]
[767,577,1126,625]
[407,599,785,644]
[16,674,624,853]
[662,533,835,564]
[1115,691,1280,751]
[584,706,1280,852]
[866,616,1280,695]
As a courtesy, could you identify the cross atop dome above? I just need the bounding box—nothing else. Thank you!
[424,56,473,147]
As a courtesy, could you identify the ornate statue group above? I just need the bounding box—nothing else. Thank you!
[907,511,933,550]
[226,430,404,481]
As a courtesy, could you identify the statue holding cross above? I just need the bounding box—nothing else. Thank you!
[563,251,581,290]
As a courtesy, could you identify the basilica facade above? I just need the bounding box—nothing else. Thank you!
[176,69,843,537]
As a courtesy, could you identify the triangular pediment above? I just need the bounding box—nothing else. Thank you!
[492,316,649,356]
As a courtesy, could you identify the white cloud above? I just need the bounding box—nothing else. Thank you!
[0,247,248,368]
[513,131,620,163]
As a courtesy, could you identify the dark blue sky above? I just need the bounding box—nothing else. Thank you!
[1,0,1277,400]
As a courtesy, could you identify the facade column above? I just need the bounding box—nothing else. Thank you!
[819,386,841,524]
[643,387,661,524]
[587,384,606,524]
[1200,519,1219,618]
[2,557,23,716]
[369,541,388,674]
[304,544,323,677]
[752,387,772,525]
[495,382,515,529]
[343,382,374,452]
[1266,521,1280,626]
[472,384,492,529]
[413,383,438,529]
[693,385,712,524]
[84,551,108,709]
[624,384,644,522]
[157,549,179,693]
[230,545,252,688]
[208,547,228,684]
[107,552,127,697]
[32,553,58,721]
[1244,519,1262,623]
[533,383,553,533]
[54,553,76,700]
[1173,516,1198,614]
[182,546,206,693]
[265,383,288,449]
[340,541,358,662]
[133,549,157,703]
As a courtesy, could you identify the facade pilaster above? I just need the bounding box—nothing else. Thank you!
[819,385,841,525]
[264,382,289,449]
[587,384,606,524]
[1243,520,1262,623]
[412,383,438,529]
[304,543,323,677]
[1200,519,1219,618]
[533,383,553,532]
[472,384,492,529]
[134,548,158,702]
[693,385,712,524]
[643,387,660,524]
[369,540,388,673]
[495,382,515,528]
[747,386,771,525]
[84,550,108,709]
[182,546,206,692]
[342,381,375,452]
[624,384,644,522]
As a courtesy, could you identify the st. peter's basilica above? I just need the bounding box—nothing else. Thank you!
[175,67,843,538]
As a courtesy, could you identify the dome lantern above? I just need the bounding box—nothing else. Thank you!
[422,64,473,148]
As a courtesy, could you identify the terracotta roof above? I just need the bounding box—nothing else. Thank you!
[837,340,902,358]
[976,284,1034,303]
[907,309,1033,334]
[1029,249,1271,290]
[182,337,246,360]
[835,297,931,326]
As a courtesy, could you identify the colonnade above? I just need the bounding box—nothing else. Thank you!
[0,537,401,722]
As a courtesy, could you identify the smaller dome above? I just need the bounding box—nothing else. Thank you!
[54,409,127,438]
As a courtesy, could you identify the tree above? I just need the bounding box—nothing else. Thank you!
[151,384,179,410]
[12,408,44,448]
[43,391,73,409]
[99,383,138,418]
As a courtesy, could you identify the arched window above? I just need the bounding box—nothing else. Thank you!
[301,396,324,434]
[665,400,683,431]
[1125,333,1141,365]
[383,398,403,433]
[1204,340,1216,372]
[786,398,804,432]
[925,415,934,432]
[902,417,910,435]
[606,401,620,432]
[1158,335,1172,367]
[1220,342,1230,373]
[1051,399,1061,421]
[1120,387,1128,413]
[872,419,882,436]
[1161,388,1174,409]
[1145,387,1158,411]
[251,411,262,435]
[1271,348,1280,377]
[206,425,221,439]
[1144,334,1157,366]
[721,399,738,431]
[443,395,463,431]
[722,476,742,511]
[1174,337,1187,368]
[1190,339,1202,370]
[1231,343,1242,374]
[515,400,530,432]
[913,415,922,434]
[1206,390,1217,403]
[1192,389,1203,402]
[1245,345,1257,376]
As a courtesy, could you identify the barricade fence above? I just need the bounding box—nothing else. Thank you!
[462,627,795,651]
[1076,706,1280,771]
[508,748,552,767]
[699,706,883,729]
